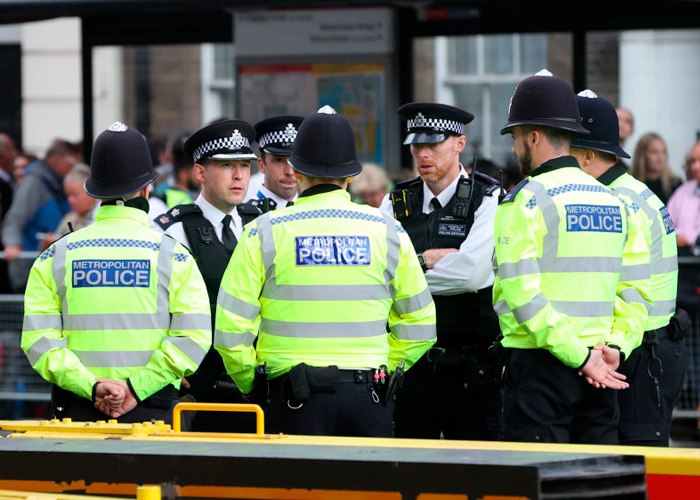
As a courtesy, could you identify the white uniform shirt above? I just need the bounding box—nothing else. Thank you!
[379,168,497,296]
[244,172,265,202]
[153,194,243,251]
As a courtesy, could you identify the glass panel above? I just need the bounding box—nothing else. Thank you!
[520,34,547,73]
[213,44,235,81]
[490,83,519,167]
[484,35,513,74]
[451,84,482,160]
[451,37,477,75]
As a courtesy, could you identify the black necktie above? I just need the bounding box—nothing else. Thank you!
[221,214,237,252]
[286,201,294,207]
[430,197,442,210]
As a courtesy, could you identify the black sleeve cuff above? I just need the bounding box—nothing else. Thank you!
[607,344,625,364]
[91,382,99,402]
[575,348,592,371]
[126,379,142,404]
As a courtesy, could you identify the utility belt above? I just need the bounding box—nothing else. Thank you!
[270,362,405,409]
[644,309,690,344]
[424,345,501,387]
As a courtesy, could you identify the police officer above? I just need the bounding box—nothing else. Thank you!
[215,106,437,437]
[494,70,652,444]
[247,116,304,211]
[570,90,687,446]
[21,122,211,427]
[154,119,262,432]
[379,102,502,440]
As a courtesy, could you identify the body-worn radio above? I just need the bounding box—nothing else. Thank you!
[452,175,475,218]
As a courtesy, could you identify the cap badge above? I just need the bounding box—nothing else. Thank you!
[535,69,554,77]
[414,113,426,127]
[283,123,297,141]
[231,129,245,147]
[108,122,128,132]
[317,105,337,115]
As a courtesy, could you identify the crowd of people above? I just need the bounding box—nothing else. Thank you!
[13,68,698,446]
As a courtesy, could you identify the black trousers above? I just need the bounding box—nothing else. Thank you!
[265,376,393,437]
[502,348,619,444]
[618,331,687,446]
[394,353,503,440]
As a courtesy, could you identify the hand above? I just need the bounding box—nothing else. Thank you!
[422,248,458,269]
[94,379,138,418]
[3,245,22,261]
[181,377,190,390]
[38,234,57,252]
[677,234,690,247]
[94,381,125,412]
[579,347,628,390]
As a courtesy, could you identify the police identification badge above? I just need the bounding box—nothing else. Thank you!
[72,260,151,287]
[565,205,622,233]
[437,222,467,238]
[295,236,370,266]
[660,206,675,234]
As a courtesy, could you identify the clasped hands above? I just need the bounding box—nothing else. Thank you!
[578,343,629,390]
[93,379,138,418]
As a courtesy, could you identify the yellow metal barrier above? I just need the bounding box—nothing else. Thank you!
[0,484,161,499]
[172,402,266,435]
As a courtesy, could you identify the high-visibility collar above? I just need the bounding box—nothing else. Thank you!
[296,185,351,204]
[597,162,628,186]
[94,204,151,227]
[530,155,580,178]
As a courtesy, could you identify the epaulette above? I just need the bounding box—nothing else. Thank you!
[500,178,530,204]
[238,200,265,217]
[153,204,201,230]
[393,176,422,191]
[472,171,501,196]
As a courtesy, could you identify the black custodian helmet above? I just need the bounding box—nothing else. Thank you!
[287,106,362,179]
[500,69,590,136]
[85,122,159,199]
[570,90,630,159]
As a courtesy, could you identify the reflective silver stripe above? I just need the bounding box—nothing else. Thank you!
[620,287,652,313]
[392,322,436,341]
[261,318,387,338]
[23,314,62,332]
[26,337,67,366]
[551,301,614,317]
[392,287,433,316]
[493,299,511,317]
[214,329,256,348]
[497,259,540,279]
[512,294,548,324]
[165,336,207,365]
[170,313,211,331]
[545,256,622,273]
[156,236,176,324]
[264,283,391,302]
[656,256,678,274]
[74,350,154,367]
[51,237,69,315]
[529,181,560,266]
[620,263,651,282]
[650,299,676,317]
[257,215,276,283]
[382,213,400,300]
[217,288,261,320]
[63,313,165,331]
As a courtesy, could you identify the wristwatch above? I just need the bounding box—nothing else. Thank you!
[417,253,427,272]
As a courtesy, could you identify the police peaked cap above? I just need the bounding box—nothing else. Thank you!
[183,119,257,164]
[287,106,362,179]
[570,90,630,159]
[255,115,305,156]
[500,69,590,135]
[398,102,474,145]
[85,122,159,199]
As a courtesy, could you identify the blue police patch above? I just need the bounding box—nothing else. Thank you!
[295,236,370,266]
[565,204,622,233]
[660,206,675,235]
[72,259,151,288]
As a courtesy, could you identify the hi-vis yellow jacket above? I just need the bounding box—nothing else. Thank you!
[215,186,437,393]
[598,163,677,332]
[21,204,211,401]
[493,157,651,369]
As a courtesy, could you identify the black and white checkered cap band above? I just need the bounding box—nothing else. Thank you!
[193,135,252,163]
[407,117,464,135]
[258,129,296,149]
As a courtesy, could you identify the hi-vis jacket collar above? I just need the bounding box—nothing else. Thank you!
[530,155,581,178]
[596,162,628,187]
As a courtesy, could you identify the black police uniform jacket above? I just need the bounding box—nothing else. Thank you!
[390,172,501,353]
